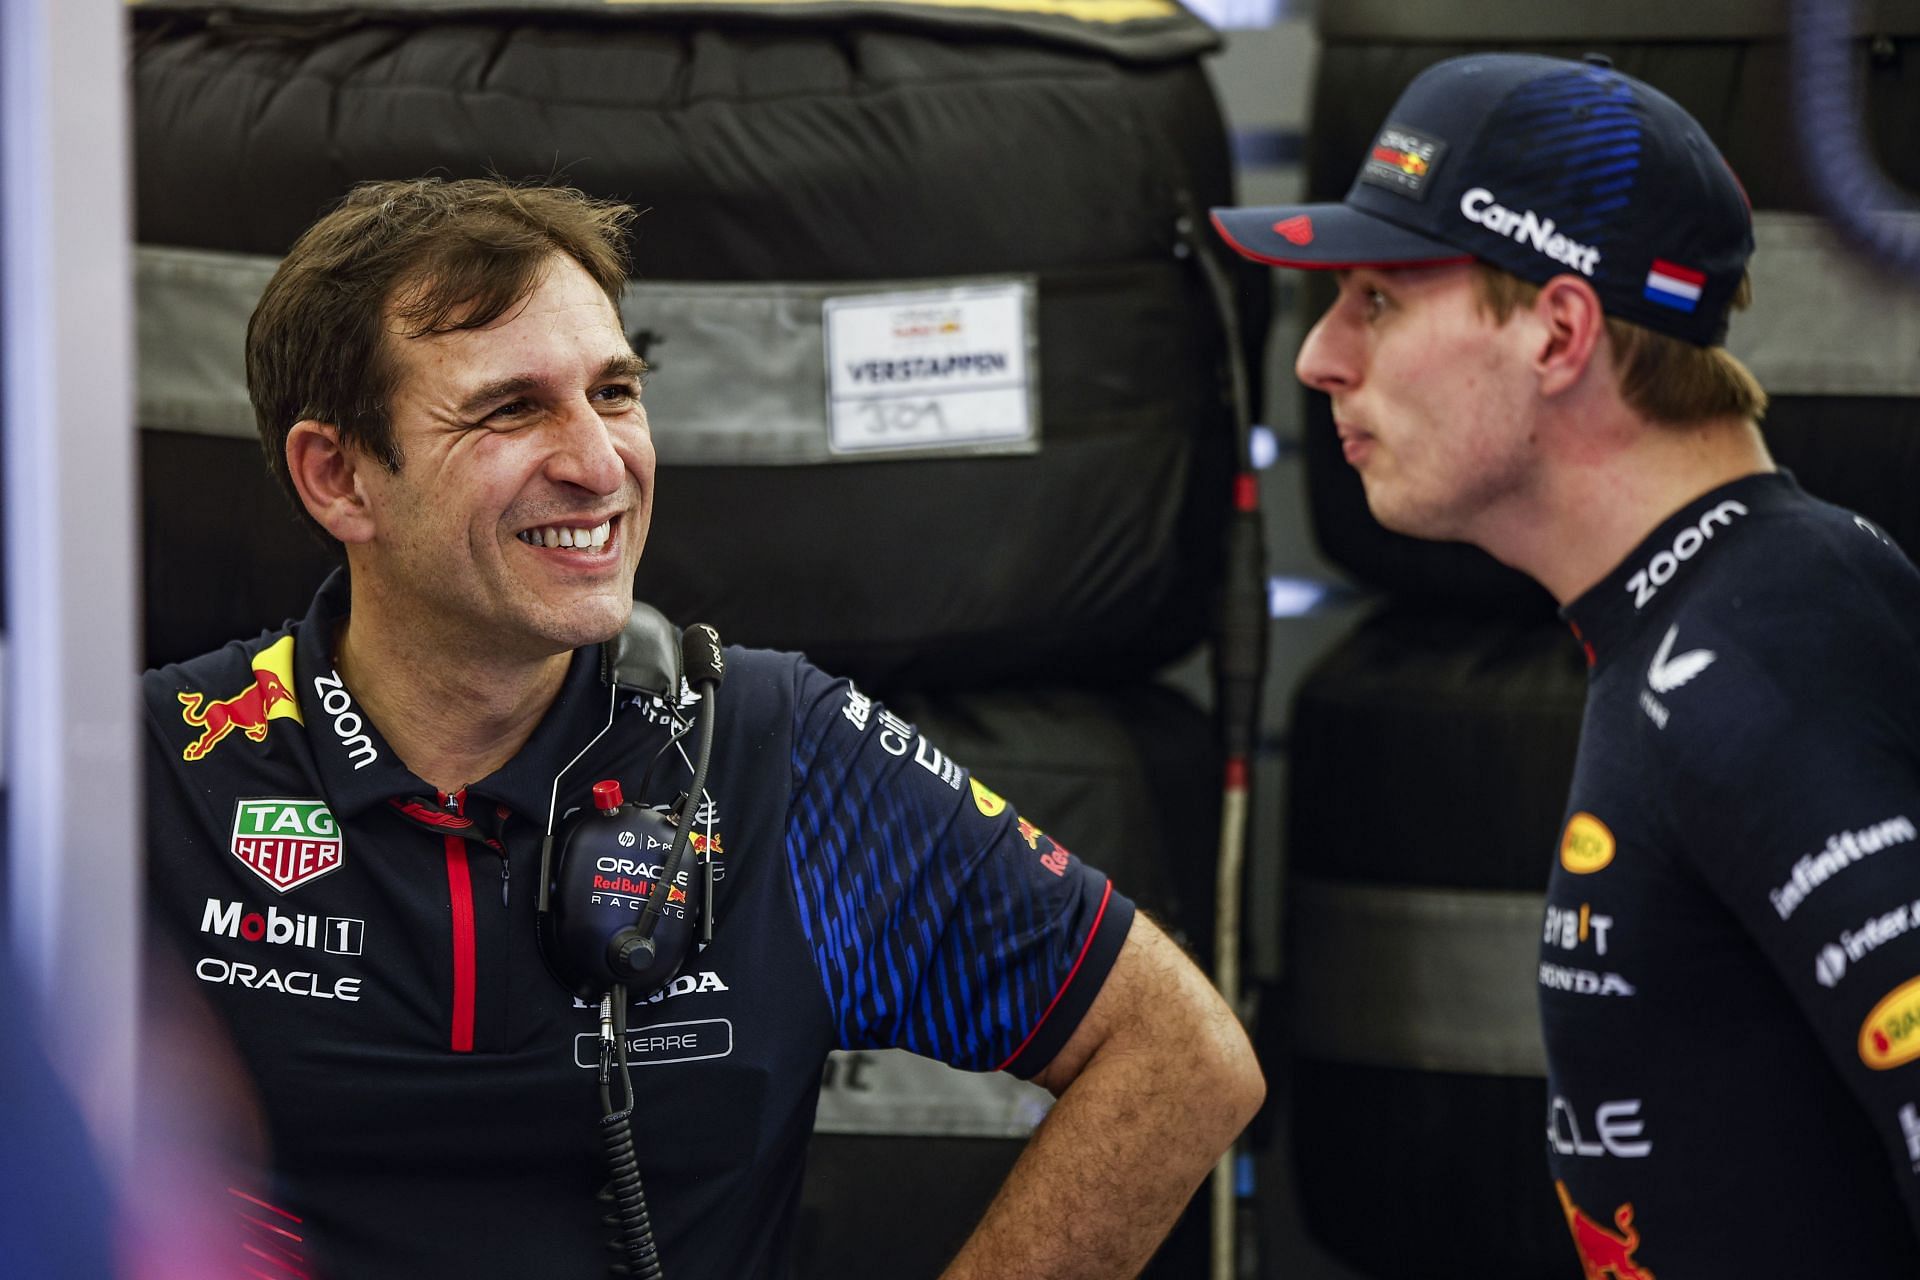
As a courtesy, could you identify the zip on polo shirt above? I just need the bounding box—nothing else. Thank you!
[441,789,477,1054]
[390,790,517,1052]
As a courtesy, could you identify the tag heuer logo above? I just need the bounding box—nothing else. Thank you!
[230,799,343,893]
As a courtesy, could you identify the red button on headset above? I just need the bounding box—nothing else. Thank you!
[591,780,623,814]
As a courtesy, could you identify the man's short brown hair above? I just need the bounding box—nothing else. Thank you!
[246,178,635,534]
[1472,264,1768,427]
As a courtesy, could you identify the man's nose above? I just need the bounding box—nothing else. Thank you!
[546,399,626,495]
[1295,307,1358,396]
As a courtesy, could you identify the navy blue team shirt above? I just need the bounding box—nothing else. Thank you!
[1545,471,1920,1274]
[143,569,1134,1280]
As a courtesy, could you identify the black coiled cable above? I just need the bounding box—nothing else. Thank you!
[599,985,664,1279]
[1790,0,1920,279]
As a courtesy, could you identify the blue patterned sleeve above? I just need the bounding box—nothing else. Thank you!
[783,661,1135,1077]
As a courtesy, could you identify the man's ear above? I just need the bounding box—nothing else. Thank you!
[1532,274,1608,399]
[285,421,377,544]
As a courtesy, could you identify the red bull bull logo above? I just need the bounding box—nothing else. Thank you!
[1557,1181,1655,1280]
[178,635,304,762]
[1017,817,1044,850]
[1370,144,1429,177]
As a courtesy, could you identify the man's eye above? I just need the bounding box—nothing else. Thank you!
[485,399,531,423]
[593,382,640,405]
[1363,287,1389,318]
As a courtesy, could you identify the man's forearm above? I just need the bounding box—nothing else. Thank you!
[940,920,1264,1279]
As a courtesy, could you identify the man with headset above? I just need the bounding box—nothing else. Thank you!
[1214,52,1920,1273]
[142,177,1262,1279]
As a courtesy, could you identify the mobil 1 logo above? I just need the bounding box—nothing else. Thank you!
[201,898,365,955]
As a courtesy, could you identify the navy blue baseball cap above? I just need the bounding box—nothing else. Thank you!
[1212,53,1754,346]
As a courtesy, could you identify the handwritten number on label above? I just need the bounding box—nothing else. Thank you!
[856,399,950,436]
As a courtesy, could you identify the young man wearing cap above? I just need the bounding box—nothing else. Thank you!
[1216,53,1920,1272]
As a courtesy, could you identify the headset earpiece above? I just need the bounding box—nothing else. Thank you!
[544,781,700,1002]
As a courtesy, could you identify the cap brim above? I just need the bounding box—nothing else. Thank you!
[1210,203,1472,271]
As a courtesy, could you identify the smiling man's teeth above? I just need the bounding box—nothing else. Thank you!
[518,519,612,549]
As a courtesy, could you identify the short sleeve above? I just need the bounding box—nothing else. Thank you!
[782,662,1135,1077]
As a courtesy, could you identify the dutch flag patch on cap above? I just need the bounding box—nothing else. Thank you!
[1644,259,1706,312]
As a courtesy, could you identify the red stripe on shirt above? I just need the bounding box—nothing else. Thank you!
[995,880,1114,1072]
[445,838,476,1053]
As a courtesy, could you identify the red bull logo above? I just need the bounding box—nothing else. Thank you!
[1557,1181,1655,1280]
[178,635,304,762]
[1371,144,1429,177]
[1017,817,1044,850]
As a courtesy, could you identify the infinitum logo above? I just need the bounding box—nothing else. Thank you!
[1770,816,1918,920]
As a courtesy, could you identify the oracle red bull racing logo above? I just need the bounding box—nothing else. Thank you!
[1371,143,1429,177]
[1557,1181,1655,1279]
[178,635,303,761]
[592,856,694,916]
[1361,126,1444,196]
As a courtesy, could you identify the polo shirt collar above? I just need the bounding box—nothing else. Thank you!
[293,567,618,822]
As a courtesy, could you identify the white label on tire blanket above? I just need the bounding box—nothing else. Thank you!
[823,282,1037,458]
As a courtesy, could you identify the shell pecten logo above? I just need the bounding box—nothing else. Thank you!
[1560,812,1616,875]
[1859,975,1920,1069]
